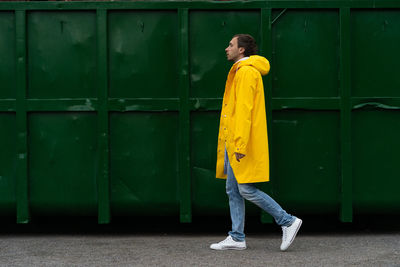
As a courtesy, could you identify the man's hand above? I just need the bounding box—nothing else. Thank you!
[234,152,245,162]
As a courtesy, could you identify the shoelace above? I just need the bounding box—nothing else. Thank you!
[221,237,231,244]
[282,226,287,241]
[219,236,234,245]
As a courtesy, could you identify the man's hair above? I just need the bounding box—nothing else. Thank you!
[234,34,258,57]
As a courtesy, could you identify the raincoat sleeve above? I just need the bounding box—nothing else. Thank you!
[233,67,257,155]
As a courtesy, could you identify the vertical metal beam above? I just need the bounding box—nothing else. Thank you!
[260,8,274,224]
[96,9,110,224]
[15,10,29,224]
[339,7,353,222]
[178,8,191,223]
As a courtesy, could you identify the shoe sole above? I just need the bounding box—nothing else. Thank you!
[210,246,247,251]
[281,219,302,251]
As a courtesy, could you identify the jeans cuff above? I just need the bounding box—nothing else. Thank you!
[287,217,297,227]
[229,232,245,242]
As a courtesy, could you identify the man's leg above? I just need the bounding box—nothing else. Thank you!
[237,183,302,251]
[209,151,246,250]
[237,183,294,226]
[226,159,245,242]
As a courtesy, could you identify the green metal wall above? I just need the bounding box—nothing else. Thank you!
[1,1,400,224]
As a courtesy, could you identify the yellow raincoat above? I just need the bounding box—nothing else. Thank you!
[216,55,270,184]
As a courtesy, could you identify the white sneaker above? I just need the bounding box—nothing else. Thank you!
[280,217,302,251]
[210,236,246,250]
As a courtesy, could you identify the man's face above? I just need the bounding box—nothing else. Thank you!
[225,37,244,62]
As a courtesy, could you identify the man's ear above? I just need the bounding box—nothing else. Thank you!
[238,47,245,55]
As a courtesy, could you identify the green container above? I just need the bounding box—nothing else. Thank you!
[1,1,400,224]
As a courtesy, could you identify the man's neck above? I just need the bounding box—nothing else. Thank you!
[235,56,249,63]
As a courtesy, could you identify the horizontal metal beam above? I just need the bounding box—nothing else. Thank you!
[0,100,16,112]
[4,97,400,113]
[109,98,180,112]
[190,97,341,111]
[272,98,340,110]
[352,97,400,110]
[2,1,400,11]
[26,99,97,112]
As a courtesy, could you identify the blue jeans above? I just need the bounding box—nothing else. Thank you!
[225,150,295,242]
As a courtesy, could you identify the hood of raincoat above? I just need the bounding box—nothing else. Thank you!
[235,55,270,76]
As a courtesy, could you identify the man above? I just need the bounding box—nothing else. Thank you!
[210,34,302,251]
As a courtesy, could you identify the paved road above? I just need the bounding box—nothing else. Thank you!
[0,227,399,266]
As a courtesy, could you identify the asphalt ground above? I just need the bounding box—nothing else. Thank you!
[0,216,399,266]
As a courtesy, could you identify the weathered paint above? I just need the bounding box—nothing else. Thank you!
[109,112,179,216]
[271,9,339,97]
[0,12,15,99]
[28,112,98,216]
[353,110,400,214]
[0,114,16,216]
[0,1,400,224]
[352,9,400,97]
[271,111,341,213]
[108,10,179,98]
[27,11,97,99]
